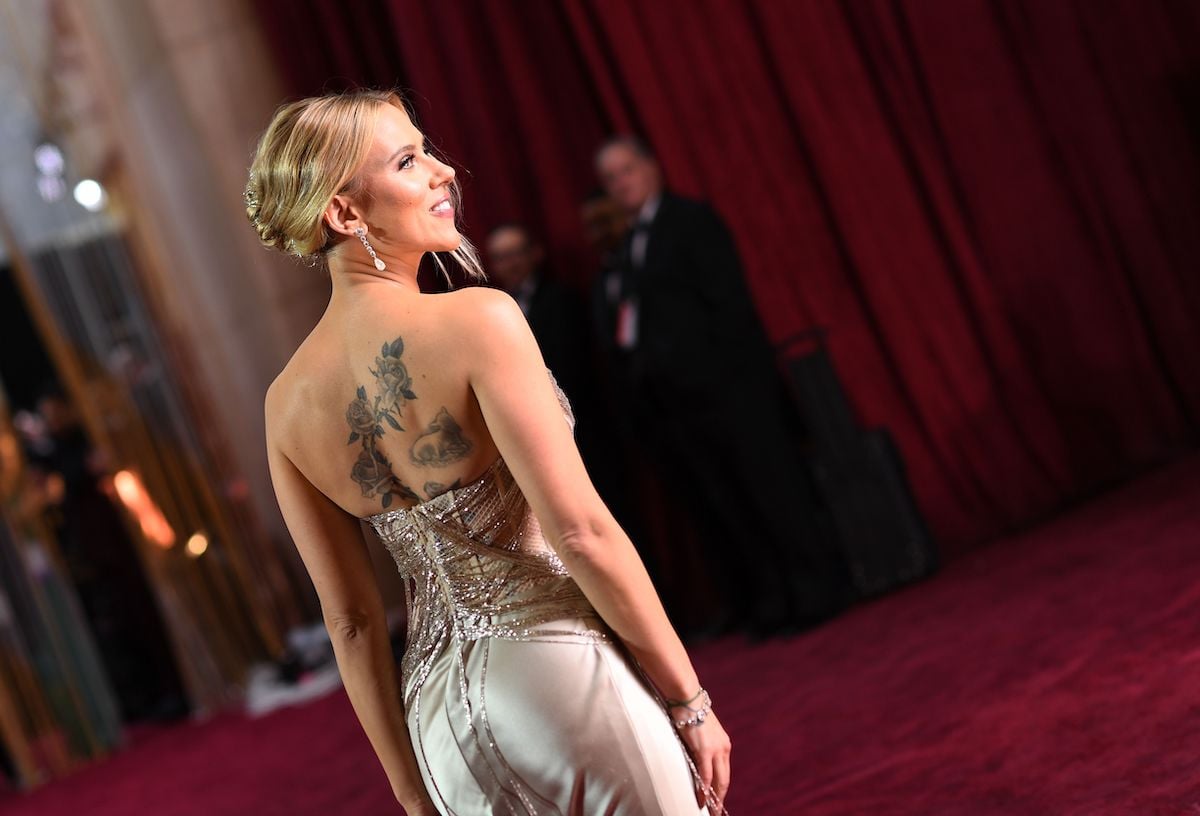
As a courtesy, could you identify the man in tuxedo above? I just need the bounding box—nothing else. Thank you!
[593,136,854,635]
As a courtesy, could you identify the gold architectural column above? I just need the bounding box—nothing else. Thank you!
[64,0,411,619]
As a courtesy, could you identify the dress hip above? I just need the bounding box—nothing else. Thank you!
[409,617,708,816]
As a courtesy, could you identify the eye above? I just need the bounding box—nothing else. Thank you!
[399,146,434,170]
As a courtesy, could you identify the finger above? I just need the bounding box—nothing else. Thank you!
[713,751,731,807]
[696,754,714,808]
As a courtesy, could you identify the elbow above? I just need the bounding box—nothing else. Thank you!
[554,517,611,569]
[324,609,380,643]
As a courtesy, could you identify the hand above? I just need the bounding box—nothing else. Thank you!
[676,709,732,811]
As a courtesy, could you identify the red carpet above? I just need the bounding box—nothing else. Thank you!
[4,451,1200,815]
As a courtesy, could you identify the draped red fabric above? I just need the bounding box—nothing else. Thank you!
[256,0,1200,558]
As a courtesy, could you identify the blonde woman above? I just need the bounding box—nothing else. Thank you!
[247,89,731,815]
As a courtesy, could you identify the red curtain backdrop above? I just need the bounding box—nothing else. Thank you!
[256,0,1200,558]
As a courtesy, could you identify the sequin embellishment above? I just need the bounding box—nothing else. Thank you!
[365,368,728,815]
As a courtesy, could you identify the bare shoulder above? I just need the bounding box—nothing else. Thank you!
[444,286,524,334]
[264,368,295,453]
[263,335,319,443]
[440,286,536,370]
[448,286,542,362]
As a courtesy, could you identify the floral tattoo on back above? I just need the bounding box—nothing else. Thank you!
[371,337,418,414]
[346,337,422,509]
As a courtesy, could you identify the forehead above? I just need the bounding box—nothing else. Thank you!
[599,143,641,168]
[368,104,421,161]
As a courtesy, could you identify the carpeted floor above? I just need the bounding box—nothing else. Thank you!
[4,451,1199,815]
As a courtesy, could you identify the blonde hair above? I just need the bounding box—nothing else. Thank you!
[244,88,484,284]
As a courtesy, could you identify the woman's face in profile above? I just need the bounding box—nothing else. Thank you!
[357,104,461,256]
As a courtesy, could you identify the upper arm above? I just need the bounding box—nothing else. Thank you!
[459,288,609,547]
[264,390,385,633]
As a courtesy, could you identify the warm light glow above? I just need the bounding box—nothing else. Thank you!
[111,470,137,501]
[186,532,208,557]
[0,430,19,499]
[44,473,65,504]
[73,179,106,211]
[112,469,175,548]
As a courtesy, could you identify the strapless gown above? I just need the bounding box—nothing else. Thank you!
[364,369,725,816]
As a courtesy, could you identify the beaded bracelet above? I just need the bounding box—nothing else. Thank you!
[665,687,712,729]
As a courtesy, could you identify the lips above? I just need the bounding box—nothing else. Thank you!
[430,197,453,216]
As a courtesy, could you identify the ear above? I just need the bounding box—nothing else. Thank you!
[324,193,367,239]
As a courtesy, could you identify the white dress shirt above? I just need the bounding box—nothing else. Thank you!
[630,193,662,270]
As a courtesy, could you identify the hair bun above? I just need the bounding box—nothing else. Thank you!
[244,176,289,253]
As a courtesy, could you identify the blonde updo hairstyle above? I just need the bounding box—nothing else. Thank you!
[244,88,484,283]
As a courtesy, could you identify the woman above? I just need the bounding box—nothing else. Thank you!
[247,89,731,815]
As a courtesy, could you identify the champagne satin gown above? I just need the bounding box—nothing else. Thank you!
[363,369,724,816]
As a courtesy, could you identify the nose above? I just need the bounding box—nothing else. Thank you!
[432,157,455,187]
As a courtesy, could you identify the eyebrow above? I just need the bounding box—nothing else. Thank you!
[385,136,426,166]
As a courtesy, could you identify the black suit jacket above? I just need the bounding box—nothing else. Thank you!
[614,191,779,404]
[523,274,596,421]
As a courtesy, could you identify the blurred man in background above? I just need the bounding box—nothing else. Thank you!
[594,136,855,636]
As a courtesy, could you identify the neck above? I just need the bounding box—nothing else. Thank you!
[327,245,425,298]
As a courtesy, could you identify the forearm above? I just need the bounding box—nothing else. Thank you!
[327,618,427,804]
[555,519,701,702]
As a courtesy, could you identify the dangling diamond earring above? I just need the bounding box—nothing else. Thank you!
[354,226,387,271]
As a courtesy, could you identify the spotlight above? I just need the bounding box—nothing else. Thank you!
[33,142,64,176]
[73,179,106,211]
[186,532,209,557]
[34,141,67,203]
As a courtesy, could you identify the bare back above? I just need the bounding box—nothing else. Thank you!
[268,287,500,519]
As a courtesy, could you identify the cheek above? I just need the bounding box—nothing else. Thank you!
[377,178,425,216]
[398,188,426,214]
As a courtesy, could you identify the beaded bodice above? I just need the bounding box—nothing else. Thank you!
[364,369,604,710]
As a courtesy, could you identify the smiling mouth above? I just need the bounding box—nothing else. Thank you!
[431,198,452,213]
